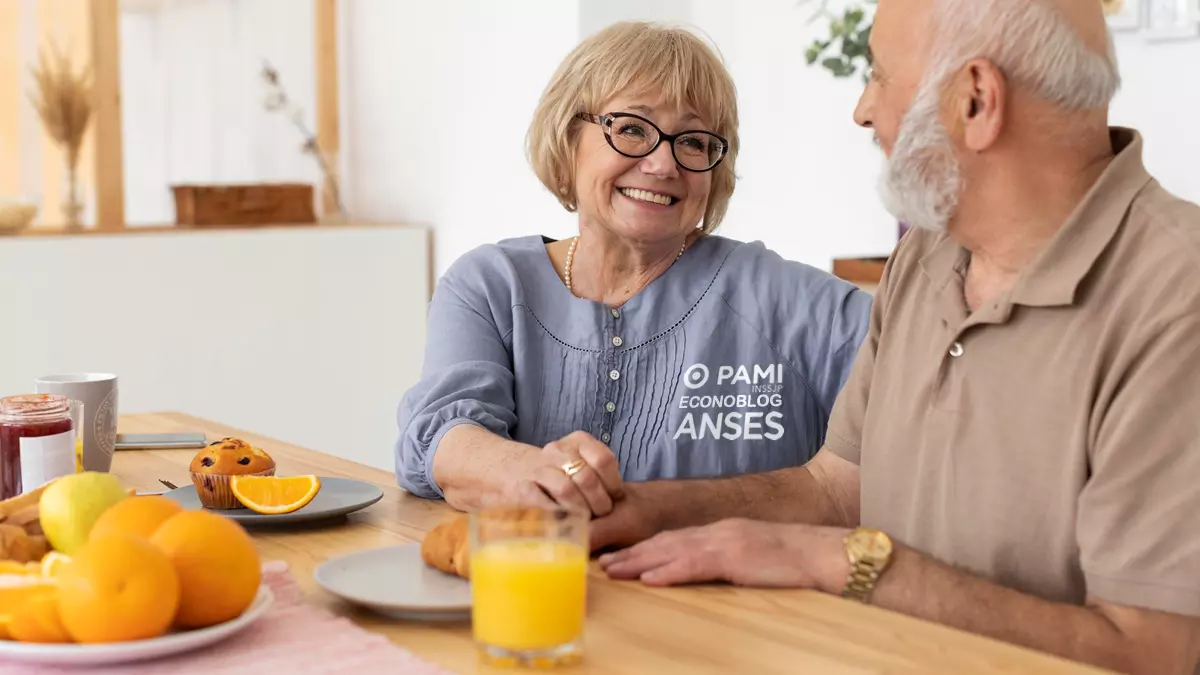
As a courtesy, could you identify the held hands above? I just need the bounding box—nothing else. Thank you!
[598,519,850,590]
[515,431,625,517]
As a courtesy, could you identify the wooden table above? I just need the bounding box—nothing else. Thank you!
[114,413,1108,675]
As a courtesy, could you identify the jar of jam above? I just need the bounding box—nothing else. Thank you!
[0,394,76,499]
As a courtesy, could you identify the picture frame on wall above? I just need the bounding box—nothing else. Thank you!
[1145,0,1200,40]
[1104,0,1144,30]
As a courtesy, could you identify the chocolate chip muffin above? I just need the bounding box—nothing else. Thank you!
[188,438,276,509]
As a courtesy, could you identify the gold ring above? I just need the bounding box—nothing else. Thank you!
[562,459,587,478]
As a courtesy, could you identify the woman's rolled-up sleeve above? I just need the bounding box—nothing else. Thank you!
[394,254,517,499]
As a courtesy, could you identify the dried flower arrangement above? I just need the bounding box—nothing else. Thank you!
[261,61,348,221]
[28,44,93,230]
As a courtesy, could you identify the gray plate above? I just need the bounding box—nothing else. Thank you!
[163,476,384,526]
[314,543,471,621]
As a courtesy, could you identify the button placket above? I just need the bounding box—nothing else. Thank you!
[599,306,621,446]
[931,327,970,411]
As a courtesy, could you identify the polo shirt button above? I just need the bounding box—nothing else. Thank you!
[609,369,620,381]
[612,336,623,347]
[605,401,616,413]
[610,308,621,319]
[601,432,611,443]
[949,342,964,357]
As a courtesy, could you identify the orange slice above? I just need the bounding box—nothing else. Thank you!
[0,561,39,576]
[40,552,72,578]
[7,592,71,643]
[230,475,321,515]
[0,575,58,618]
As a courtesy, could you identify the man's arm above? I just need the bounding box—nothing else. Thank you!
[865,543,1200,675]
[589,448,860,551]
[600,521,1200,674]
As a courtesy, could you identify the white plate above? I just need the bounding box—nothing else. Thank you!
[0,585,273,666]
[314,543,471,621]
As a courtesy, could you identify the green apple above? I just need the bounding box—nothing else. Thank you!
[39,472,130,554]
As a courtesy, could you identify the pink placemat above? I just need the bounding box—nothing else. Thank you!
[1,561,457,674]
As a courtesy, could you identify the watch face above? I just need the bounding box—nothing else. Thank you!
[864,530,892,557]
[848,528,893,559]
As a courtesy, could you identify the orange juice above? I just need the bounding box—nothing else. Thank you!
[470,538,588,652]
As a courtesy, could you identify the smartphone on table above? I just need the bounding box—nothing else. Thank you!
[114,433,208,450]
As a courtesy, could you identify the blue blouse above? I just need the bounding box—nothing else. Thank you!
[395,234,872,498]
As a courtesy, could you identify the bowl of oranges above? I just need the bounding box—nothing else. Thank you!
[0,473,272,666]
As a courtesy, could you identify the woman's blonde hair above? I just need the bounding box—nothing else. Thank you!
[527,21,739,234]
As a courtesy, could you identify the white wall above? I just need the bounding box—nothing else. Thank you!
[342,0,581,277]
[689,0,896,269]
[1109,35,1200,201]
[0,225,429,472]
[579,0,691,36]
[344,1,1200,279]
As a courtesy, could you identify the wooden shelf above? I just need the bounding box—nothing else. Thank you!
[2,220,422,239]
[833,256,886,287]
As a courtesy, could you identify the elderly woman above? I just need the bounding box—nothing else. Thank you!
[394,21,871,515]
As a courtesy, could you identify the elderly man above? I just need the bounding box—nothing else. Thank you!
[587,0,1200,672]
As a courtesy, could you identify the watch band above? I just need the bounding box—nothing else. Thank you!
[841,528,893,604]
[842,562,884,603]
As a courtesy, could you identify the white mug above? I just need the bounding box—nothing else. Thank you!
[34,373,118,473]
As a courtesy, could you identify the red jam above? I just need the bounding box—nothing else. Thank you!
[0,394,74,499]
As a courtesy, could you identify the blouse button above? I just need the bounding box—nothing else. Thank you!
[609,369,620,381]
[605,401,616,413]
[612,336,623,347]
[600,432,612,443]
[610,308,621,319]
[949,342,964,358]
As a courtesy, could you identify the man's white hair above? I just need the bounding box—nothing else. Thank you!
[926,0,1121,110]
[877,0,1121,233]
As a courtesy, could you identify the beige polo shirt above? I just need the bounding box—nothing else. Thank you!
[826,128,1200,617]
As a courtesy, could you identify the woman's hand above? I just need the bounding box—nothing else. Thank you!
[522,431,625,517]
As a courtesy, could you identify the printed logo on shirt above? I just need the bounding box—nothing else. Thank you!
[673,363,786,441]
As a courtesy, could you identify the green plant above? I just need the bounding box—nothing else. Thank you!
[802,0,876,81]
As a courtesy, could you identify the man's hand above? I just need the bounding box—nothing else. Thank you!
[598,518,849,589]
[588,482,668,552]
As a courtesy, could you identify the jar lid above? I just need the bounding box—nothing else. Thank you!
[0,394,69,417]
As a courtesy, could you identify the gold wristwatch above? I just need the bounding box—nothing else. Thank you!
[841,528,894,604]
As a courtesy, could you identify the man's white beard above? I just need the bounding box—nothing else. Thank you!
[877,76,963,233]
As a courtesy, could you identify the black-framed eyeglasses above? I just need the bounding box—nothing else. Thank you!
[576,112,729,173]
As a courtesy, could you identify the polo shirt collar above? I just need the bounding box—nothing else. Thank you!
[918,233,969,296]
[918,127,1153,308]
[1010,128,1153,307]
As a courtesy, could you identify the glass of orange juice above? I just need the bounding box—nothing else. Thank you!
[68,400,84,473]
[470,506,589,668]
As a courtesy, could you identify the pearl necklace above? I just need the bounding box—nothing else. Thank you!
[563,236,687,295]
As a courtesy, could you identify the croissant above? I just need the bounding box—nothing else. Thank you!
[420,507,564,578]
[0,524,48,563]
[0,483,52,563]
[421,515,470,578]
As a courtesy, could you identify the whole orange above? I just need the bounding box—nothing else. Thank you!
[57,535,180,643]
[89,496,184,542]
[150,511,261,629]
